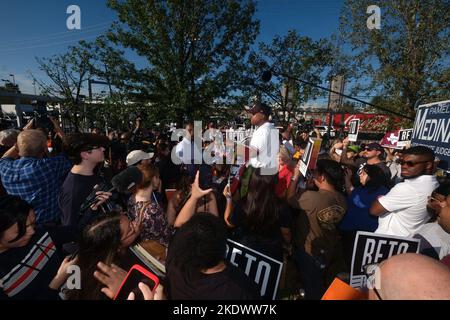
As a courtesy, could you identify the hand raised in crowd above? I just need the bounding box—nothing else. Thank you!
[49,116,64,137]
[93,262,128,299]
[23,118,34,130]
[293,159,303,180]
[191,171,213,200]
[90,191,113,211]
[127,282,166,300]
[223,184,232,200]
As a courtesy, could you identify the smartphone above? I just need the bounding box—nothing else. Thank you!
[114,264,159,300]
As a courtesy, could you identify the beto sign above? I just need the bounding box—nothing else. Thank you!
[350,231,420,289]
[225,239,283,300]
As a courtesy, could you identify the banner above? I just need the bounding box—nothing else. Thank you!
[348,119,360,142]
[396,129,413,148]
[380,130,402,149]
[299,138,322,177]
[411,100,450,171]
[350,231,420,288]
[225,239,283,300]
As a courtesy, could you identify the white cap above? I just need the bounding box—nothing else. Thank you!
[126,150,154,166]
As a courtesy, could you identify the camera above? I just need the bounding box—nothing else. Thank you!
[30,101,58,134]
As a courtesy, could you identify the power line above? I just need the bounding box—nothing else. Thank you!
[1,21,113,46]
[0,34,101,53]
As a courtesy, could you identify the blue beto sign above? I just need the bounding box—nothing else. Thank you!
[411,100,450,171]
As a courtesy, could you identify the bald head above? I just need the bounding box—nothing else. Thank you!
[369,253,450,300]
[17,129,47,158]
[0,129,20,147]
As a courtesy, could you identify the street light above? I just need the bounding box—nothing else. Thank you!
[9,74,15,86]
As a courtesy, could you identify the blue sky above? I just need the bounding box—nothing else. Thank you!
[0,0,343,97]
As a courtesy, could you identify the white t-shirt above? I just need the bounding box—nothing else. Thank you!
[249,122,279,173]
[175,138,202,164]
[375,175,439,237]
[415,222,450,259]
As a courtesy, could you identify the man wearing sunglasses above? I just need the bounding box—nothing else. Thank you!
[370,146,439,237]
[60,133,111,227]
[340,138,391,182]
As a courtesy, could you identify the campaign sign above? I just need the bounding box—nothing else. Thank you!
[299,138,322,177]
[348,119,360,142]
[350,231,420,288]
[225,239,283,300]
[397,129,413,147]
[380,130,402,150]
[411,100,450,170]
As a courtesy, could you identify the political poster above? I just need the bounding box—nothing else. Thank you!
[411,100,450,171]
[396,129,413,147]
[299,138,322,177]
[349,231,420,289]
[225,239,283,300]
[380,130,401,149]
[348,119,360,142]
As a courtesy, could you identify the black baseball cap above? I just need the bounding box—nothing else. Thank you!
[63,133,110,155]
[246,102,272,117]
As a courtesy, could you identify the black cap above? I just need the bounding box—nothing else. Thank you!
[246,102,272,117]
[63,133,110,156]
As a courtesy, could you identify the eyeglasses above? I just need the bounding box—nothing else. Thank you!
[398,160,429,167]
[362,263,383,300]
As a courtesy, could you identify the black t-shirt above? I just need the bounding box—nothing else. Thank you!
[229,201,292,262]
[0,227,76,300]
[166,262,261,300]
[60,172,102,227]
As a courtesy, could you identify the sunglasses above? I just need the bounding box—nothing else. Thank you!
[398,160,429,167]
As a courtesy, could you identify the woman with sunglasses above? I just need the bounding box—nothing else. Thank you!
[339,165,390,269]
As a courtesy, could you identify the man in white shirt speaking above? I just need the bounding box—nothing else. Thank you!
[247,102,279,175]
[370,146,439,237]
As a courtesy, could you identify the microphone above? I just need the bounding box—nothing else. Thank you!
[79,166,143,212]
[111,166,143,193]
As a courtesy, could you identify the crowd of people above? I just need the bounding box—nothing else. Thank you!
[0,102,450,301]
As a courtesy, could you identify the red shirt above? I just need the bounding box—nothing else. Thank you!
[275,164,294,197]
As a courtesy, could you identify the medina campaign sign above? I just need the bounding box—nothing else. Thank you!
[412,100,450,171]
[349,231,420,289]
[225,239,283,300]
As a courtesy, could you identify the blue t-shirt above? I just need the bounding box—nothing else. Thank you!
[339,186,389,232]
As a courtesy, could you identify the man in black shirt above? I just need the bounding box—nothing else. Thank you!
[60,133,110,227]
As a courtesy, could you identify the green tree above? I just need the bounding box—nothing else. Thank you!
[339,0,450,117]
[240,30,334,126]
[107,0,260,123]
[32,41,96,131]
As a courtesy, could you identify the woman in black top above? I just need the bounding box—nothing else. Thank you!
[223,168,292,262]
